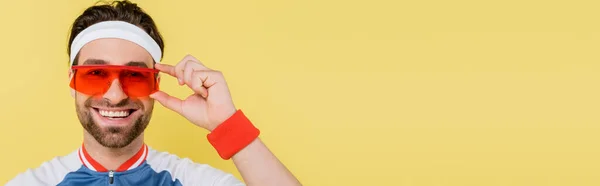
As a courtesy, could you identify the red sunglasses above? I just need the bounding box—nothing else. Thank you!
[69,65,160,98]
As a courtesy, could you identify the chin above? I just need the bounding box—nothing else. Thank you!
[76,102,151,148]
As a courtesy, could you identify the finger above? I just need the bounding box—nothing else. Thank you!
[197,70,220,88]
[183,61,204,90]
[154,63,177,77]
[173,55,213,85]
[174,60,189,85]
[149,91,183,114]
[191,77,209,98]
[190,70,223,98]
[182,54,212,70]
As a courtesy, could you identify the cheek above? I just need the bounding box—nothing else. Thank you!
[139,98,154,112]
[75,93,90,105]
[75,93,103,108]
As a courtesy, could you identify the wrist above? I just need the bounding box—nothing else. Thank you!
[207,108,237,132]
[206,109,260,160]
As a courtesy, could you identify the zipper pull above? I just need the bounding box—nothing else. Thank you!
[108,170,114,184]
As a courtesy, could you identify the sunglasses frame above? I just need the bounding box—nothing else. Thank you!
[71,64,160,73]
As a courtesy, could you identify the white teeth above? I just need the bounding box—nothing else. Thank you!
[99,110,130,117]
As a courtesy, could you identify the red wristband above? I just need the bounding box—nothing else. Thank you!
[207,110,260,160]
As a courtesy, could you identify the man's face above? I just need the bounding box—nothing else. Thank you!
[72,38,155,148]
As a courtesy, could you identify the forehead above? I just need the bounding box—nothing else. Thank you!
[77,38,154,67]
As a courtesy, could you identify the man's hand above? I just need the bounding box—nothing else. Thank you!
[150,54,237,131]
[150,54,301,186]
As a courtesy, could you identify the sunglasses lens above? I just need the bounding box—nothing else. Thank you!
[70,66,158,98]
[70,68,111,95]
[120,70,158,97]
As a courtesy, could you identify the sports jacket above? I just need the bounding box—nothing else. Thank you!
[6,144,245,186]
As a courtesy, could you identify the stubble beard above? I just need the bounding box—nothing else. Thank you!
[75,97,152,148]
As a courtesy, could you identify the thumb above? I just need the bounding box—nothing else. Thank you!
[150,91,183,114]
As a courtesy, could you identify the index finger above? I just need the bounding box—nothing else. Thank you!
[155,63,176,77]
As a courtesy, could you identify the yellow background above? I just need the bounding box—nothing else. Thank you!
[1,0,600,185]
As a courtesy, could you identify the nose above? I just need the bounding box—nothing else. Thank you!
[103,79,128,104]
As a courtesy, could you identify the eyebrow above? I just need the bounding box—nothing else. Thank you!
[82,59,149,68]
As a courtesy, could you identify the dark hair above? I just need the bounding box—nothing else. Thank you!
[67,0,164,65]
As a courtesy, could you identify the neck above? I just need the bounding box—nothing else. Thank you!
[82,130,144,171]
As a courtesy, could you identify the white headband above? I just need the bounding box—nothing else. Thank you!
[69,21,162,65]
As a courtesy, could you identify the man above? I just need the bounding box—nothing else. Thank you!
[6,1,301,186]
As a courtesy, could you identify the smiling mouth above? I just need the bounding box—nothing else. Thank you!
[93,108,137,119]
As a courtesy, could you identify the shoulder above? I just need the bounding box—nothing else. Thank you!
[146,146,245,186]
[5,150,82,186]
